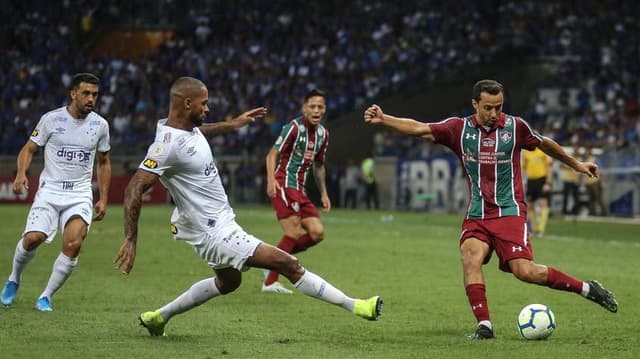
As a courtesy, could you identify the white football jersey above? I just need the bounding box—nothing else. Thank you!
[31,106,110,194]
[139,120,235,242]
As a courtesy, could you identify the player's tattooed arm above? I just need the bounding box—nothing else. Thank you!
[115,170,159,274]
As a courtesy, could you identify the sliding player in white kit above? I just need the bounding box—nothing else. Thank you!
[113,77,382,336]
[1,73,111,311]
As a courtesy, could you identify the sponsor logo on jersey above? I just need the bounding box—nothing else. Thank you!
[90,120,101,126]
[462,148,477,163]
[57,148,91,163]
[500,132,512,144]
[481,138,495,147]
[204,162,216,176]
[505,117,513,126]
[143,158,158,169]
[187,147,196,156]
[31,129,39,137]
[55,127,66,134]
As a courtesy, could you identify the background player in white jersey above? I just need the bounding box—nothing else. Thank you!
[1,73,112,311]
[113,77,382,336]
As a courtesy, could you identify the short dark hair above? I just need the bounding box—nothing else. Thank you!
[472,79,503,101]
[304,88,326,102]
[70,73,100,90]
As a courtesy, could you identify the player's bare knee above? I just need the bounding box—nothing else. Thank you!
[308,229,324,242]
[62,237,84,257]
[22,232,46,250]
[512,264,539,283]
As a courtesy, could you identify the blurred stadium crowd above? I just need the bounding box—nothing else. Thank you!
[0,0,638,159]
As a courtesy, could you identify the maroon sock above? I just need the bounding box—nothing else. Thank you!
[264,236,297,285]
[546,266,583,293]
[465,283,490,323]
[292,234,318,254]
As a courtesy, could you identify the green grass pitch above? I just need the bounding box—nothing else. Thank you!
[0,204,638,358]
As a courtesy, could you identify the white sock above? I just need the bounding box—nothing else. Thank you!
[158,277,220,321]
[294,269,355,312]
[581,282,590,297]
[40,252,78,299]
[8,238,37,283]
[479,320,492,330]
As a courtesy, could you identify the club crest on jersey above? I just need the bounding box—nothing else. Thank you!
[500,132,512,144]
[143,158,158,169]
[31,129,39,137]
[481,138,495,147]
[291,201,300,212]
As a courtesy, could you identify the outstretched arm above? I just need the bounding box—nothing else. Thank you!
[199,107,267,138]
[538,137,598,178]
[364,104,435,141]
[114,169,159,275]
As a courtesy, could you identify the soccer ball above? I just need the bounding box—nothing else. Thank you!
[517,303,556,340]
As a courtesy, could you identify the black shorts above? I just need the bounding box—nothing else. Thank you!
[526,177,550,201]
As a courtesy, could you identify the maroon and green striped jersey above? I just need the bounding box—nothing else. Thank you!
[430,113,542,219]
[273,116,329,192]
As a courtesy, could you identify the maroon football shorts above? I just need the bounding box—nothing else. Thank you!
[270,187,320,220]
[460,215,534,272]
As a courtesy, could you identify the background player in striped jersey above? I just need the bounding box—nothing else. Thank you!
[262,89,331,294]
[1,73,111,311]
[364,79,618,339]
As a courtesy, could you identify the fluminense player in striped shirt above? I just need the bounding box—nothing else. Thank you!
[364,79,618,340]
[262,89,331,294]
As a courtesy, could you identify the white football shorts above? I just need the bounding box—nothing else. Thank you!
[23,190,93,243]
[191,221,262,271]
